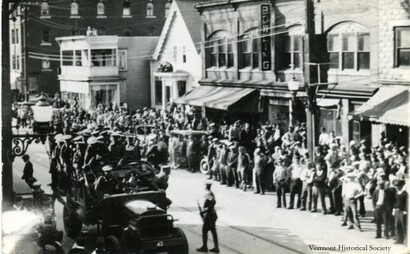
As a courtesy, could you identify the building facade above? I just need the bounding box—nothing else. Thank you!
[188,0,308,125]
[10,0,171,99]
[57,35,158,110]
[150,0,202,110]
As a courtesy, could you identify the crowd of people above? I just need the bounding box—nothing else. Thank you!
[14,93,409,253]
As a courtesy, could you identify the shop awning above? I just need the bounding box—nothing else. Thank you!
[316,98,340,108]
[349,86,410,127]
[174,86,259,112]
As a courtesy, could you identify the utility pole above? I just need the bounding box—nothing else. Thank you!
[303,0,318,160]
[22,3,29,101]
[3,0,14,208]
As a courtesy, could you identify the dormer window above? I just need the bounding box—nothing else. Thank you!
[146,1,154,17]
[97,0,105,16]
[165,1,171,18]
[123,0,131,17]
[40,1,50,17]
[70,0,79,16]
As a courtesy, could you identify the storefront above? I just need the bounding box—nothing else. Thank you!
[153,71,190,111]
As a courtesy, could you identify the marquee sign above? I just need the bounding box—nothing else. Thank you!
[260,4,271,71]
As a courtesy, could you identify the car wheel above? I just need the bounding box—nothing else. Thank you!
[200,158,211,175]
[105,235,121,250]
[168,227,188,254]
[63,207,82,239]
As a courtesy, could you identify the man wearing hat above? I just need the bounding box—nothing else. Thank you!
[393,179,408,244]
[341,170,363,231]
[273,156,289,208]
[207,138,219,180]
[197,181,219,253]
[187,134,201,173]
[109,132,126,161]
[21,154,35,187]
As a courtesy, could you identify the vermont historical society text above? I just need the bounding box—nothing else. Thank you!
[309,244,392,252]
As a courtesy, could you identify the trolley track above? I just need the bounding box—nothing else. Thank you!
[175,206,304,254]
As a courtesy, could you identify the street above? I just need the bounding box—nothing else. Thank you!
[11,142,408,254]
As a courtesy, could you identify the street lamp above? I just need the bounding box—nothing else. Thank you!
[11,93,54,158]
[31,94,53,134]
[288,76,299,100]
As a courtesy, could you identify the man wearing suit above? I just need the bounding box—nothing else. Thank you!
[187,135,200,173]
[207,138,219,180]
[373,180,396,239]
[21,154,35,187]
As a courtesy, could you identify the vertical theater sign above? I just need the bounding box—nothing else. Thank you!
[261,4,271,71]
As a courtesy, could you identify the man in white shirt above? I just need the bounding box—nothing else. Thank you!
[318,127,330,147]
[341,172,364,231]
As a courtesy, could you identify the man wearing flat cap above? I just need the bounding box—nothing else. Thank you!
[197,181,219,253]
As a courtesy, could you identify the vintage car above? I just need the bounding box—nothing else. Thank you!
[62,160,188,253]
[170,130,209,169]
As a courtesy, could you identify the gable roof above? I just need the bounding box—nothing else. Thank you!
[152,0,202,60]
[176,0,202,53]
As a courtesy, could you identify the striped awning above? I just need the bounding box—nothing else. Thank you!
[349,86,410,127]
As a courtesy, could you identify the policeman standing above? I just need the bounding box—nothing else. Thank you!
[197,181,219,253]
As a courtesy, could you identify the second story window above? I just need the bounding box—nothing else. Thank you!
[70,0,79,16]
[97,1,105,16]
[165,1,171,18]
[16,29,19,44]
[40,1,50,17]
[182,46,186,63]
[284,35,302,69]
[327,22,370,71]
[41,28,51,45]
[207,31,233,68]
[11,29,15,44]
[395,27,410,67]
[241,30,259,69]
[146,1,154,17]
[123,0,131,17]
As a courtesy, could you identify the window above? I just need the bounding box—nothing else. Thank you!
[75,50,82,66]
[177,81,186,97]
[42,58,50,69]
[165,1,171,17]
[11,29,15,44]
[41,1,50,16]
[62,50,73,66]
[15,29,19,44]
[118,49,127,71]
[17,56,20,70]
[97,1,105,16]
[12,55,16,70]
[41,28,51,44]
[241,30,259,69]
[70,0,79,16]
[155,80,163,105]
[182,46,187,63]
[91,49,116,67]
[395,27,410,67]
[146,2,154,17]
[207,31,234,68]
[284,35,302,69]
[123,0,131,16]
[327,32,370,70]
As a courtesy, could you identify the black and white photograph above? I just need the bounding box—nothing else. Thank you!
[1,0,409,253]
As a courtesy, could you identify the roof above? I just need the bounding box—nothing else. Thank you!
[349,86,410,127]
[176,0,202,53]
[153,0,202,60]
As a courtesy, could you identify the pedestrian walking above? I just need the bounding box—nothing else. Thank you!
[197,181,219,253]
[21,154,36,187]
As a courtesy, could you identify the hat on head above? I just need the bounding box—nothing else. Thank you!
[102,165,114,172]
[352,161,360,167]
[32,181,41,188]
[209,123,216,128]
[212,138,219,142]
[393,179,405,187]
[87,137,98,145]
[63,134,72,140]
[22,154,30,160]
[92,130,100,136]
[205,180,212,187]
